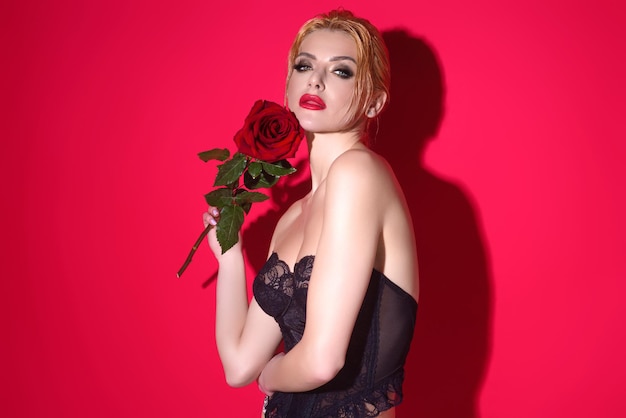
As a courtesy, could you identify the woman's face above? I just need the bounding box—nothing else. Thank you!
[286,29,360,134]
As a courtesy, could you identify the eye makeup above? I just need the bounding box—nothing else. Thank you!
[292,59,355,79]
[333,67,354,79]
[293,60,312,72]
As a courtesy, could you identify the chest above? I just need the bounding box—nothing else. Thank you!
[273,186,326,265]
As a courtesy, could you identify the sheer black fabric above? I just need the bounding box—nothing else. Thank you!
[253,253,418,418]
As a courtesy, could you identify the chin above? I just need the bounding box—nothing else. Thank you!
[296,117,319,132]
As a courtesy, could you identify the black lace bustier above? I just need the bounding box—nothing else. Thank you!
[253,253,418,418]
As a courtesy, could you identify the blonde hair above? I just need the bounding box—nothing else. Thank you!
[286,10,390,136]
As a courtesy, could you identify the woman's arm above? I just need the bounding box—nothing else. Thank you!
[205,208,282,387]
[258,150,390,393]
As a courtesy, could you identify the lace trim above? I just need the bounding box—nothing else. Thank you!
[253,253,293,318]
[315,370,404,418]
[266,370,404,418]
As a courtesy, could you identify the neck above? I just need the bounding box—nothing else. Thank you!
[306,131,366,192]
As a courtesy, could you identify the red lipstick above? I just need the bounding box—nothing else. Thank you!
[299,94,326,110]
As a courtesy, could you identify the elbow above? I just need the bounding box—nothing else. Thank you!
[225,374,249,388]
[308,352,345,386]
[299,338,347,386]
[223,365,257,388]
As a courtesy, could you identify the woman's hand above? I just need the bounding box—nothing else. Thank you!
[203,206,243,260]
[203,206,224,258]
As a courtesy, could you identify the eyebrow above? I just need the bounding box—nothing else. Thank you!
[296,52,357,64]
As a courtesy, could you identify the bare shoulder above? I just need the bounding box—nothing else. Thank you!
[330,148,390,173]
[327,148,397,195]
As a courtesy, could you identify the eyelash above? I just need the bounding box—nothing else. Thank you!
[333,67,354,79]
[292,61,354,79]
[293,61,312,72]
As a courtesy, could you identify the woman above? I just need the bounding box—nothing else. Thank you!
[204,10,419,417]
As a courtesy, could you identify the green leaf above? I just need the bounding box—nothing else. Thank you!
[241,202,252,214]
[198,148,230,162]
[247,161,263,178]
[214,153,247,186]
[204,188,233,208]
[243,170,279,190]
[216,205,244,254]
[261,160,297,177]
[234,190,269,205]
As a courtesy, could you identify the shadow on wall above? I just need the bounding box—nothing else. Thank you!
[376,30,493,418]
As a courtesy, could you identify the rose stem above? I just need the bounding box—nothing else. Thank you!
[176,223,213,278]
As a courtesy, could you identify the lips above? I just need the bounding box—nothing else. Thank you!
[299,94,326,110]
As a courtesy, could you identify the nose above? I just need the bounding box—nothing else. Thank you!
[308,71,324,91]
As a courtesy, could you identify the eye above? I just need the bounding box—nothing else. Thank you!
[293,61,312,72]
[333,67,354,79]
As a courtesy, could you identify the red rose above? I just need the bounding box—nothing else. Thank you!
[233,100,305,162]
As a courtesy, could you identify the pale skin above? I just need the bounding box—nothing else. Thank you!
[204,30,419,418]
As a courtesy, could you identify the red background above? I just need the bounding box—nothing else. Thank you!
[3,0,625,417]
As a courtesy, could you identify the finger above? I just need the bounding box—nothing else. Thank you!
[202,212,217,227]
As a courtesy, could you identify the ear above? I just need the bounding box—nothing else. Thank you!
[366,92,388,118]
